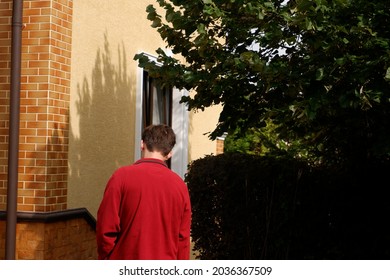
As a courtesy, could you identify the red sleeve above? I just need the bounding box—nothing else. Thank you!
[177,189,192,260]
[96,172,122,260]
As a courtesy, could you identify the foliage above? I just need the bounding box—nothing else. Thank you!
[185,153,390,259]
[134,0,390,165]
[185,153,308,259]
[224,119,312,161]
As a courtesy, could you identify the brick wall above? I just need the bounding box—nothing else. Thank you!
[0,0,73,212]
[0,0,85,260]
[216,133,227,155]
[0,216,97,260]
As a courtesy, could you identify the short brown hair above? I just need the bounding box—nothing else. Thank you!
[142,124,176,156]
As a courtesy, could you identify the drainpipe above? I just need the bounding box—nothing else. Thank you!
[6,0,24,260]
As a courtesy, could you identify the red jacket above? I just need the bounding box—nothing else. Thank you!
[96,158,191,260]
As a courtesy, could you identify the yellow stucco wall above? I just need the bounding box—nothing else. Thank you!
[188,105,222,163]
[67,1,221,217]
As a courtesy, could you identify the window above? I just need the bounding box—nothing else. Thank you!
[135,52,189,179]
[142,70,173,167]
[142,71,172,130]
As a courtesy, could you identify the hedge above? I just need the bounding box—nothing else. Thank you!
[185,153,390,259]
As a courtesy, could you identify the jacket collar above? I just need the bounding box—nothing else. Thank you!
[135,158,168,168]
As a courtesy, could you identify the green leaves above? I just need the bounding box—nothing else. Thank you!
[135,0,390,164]
[385,67,390,82]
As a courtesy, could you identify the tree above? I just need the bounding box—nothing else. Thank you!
[134,0,390,165]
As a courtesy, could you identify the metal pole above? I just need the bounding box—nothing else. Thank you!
[6,0,23,260]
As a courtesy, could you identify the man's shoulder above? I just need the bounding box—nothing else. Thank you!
[111,164,137,176]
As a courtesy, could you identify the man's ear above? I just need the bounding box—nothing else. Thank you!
[166,151,173,160]
[140,140,144,150]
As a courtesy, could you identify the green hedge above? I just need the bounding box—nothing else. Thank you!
[185,153,390,259]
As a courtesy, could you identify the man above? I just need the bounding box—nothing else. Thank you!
[96,124,191,260]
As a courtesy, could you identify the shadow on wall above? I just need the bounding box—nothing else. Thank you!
[68,32,136,217]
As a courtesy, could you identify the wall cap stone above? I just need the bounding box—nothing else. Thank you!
[0,208,96,230]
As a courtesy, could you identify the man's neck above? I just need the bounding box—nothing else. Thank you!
[142,150,166,161]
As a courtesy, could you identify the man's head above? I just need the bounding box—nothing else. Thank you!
[141,124,176,157]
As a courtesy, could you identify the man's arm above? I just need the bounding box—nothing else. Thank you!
[96,173,122,260]
[177,190,192,260]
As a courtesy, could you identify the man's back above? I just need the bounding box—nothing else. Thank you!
[96,158,191,260]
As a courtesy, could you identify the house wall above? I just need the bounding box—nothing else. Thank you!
[0,0,222,217]
[67,0,222,218]
[0,0,222,259]
[0,215,96,260]
[0,0,72,213]
[66,0,163,218]
[188,105,222,163]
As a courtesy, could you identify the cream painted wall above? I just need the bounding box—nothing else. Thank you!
[67,1,221,217]
[68,0,170,217]
[188,105,223,163]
